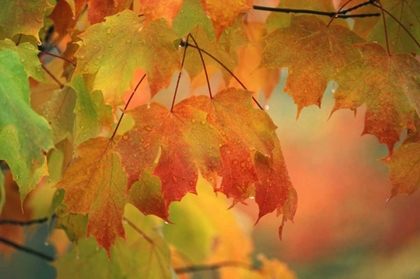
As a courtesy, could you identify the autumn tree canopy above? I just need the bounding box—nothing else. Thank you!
[0,0,419,278]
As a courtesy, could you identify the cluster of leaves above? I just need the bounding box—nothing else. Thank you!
[0,0,419,277]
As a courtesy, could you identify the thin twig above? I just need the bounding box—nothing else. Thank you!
[189,34,213,99]
[0,237,54,262]
[0,215,55,226]
[110,74,147,139]
[185,43,264,110]
[374,1,391,56]
[123,217,154,245]
[41,64,64,88]
[252,5,380,18]
[174,261,254,274]
[41,51,76,66]
[171,36,189,112]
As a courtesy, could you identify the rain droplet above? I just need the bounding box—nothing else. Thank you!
[191,119,196,124]
[240,161,246,168]
[44,241,49,246]
[144,125,152,131]
[83,65,89,72]
[264,104,270,111]
[249,196,255,200]
[164,221,169,225]
[122,134,129,140]
[172,176,178,182]
[200,120,206,125]
[232,159,238,165]
[126,39,131,44]
[78,55,85,60]
[75,254,80,260]
[106,27,112,35]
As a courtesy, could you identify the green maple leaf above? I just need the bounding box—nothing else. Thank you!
[0,49,53,200]
[71,75,113,145]
[369,0,420,55]
[53,206,174,278]
[74,10,180,108]
[0,0,52,42]
[0,39,45,82]
[332,43,420,152]
[261,15,364,116]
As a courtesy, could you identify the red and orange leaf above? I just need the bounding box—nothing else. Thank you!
[382,115,420,197]
[138,0,183,25]
[57,137,127,255]
[116,101,225,209]
[0,0,52,43]
[332,43,420,153]
[261,15,364,115]
[254,137,295,225]
[201,0,253,39]
[182,88,278,201]
[87,0,131,24]
[74,10,180,108]
[49,0,77,39]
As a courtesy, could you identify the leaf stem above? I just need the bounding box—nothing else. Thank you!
[0,236,54,262]
[41,51,76,66]
[110,74,147,139]
[327,0,354,27]
[373,1,391,56]
[171,36,189,112]
[41,64,64,88]
[185,43,264,110]
[122,217,154,245]
[371,2,420,51]
[189,34,213,99]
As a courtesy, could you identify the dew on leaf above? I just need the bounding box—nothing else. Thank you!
[172,176,178,182]
[232,159,238,165]
[191,119,196,124]
[200,120,206,125]
[122,134,129,140]
[144,125,152,131]
[126,39,132,44]
[106,28,112,35]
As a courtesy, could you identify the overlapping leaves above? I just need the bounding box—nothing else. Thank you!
[58,88,295,253]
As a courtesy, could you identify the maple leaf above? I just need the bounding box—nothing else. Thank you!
[116,101,225,208]
[382,115,420,197]
[0,0,52,43]
[0,49,53,199]
[254,137,295,225]
[42,87,76,144]
[53,206,174,278]
[201,0,253,39]
[172,0,215,38]
[57,137,127,254]
[0,39,45,82]
[332,43,420,153]
[74,10,180,107]
[87,0,132,24]
[71,75,113,145]
[261,15,364,116]
[369,0,420,55]
[138,0,183,25]
[182,88,278,200]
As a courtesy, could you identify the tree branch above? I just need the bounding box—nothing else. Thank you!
[174,260,254,274]
[0,237,54,262]
[0,216,54,226]
[253,3,380,18]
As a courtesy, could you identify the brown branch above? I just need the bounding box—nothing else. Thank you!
[0,237,54,261]
[174,261,254,274]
